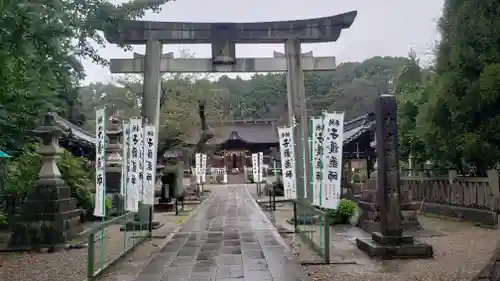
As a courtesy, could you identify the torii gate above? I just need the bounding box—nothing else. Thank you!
[104,11,357,221]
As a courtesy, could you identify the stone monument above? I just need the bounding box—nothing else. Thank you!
[357,158,422,233]
[356,95,433,259]
[11,114,82,248]
[103,11,357,214]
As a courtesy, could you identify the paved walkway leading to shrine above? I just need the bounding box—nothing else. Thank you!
[132,184,310,281]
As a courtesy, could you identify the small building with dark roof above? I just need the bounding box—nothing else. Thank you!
[186,119,279,172]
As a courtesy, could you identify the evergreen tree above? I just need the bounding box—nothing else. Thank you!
[417,0,500,174]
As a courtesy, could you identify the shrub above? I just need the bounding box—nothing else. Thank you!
[5,144,99,219]
[0,212,6,225]
[326,199,357,224]
[247,173,254,183]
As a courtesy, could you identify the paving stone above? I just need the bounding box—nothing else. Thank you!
[242,250,265,259]
[161,268,192,281]
[197,250,219,260]
[220,246,242,255]
[141,254,171,275]
[217,254,243,266]
[216,265,244,279]
[241,242,261,250]
[223,239,241,247]
[188,272,217,281]
[177,246,199,257]
[243,270,273,281]
[244,258,268,271]
[169,257,196,268]
[200,242,222,251]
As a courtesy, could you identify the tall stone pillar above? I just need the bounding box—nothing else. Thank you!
[356,95,432,259]
[105,117,123,214]
[12,114,82,248]
[137,39,162,228]
[284,38,311,201]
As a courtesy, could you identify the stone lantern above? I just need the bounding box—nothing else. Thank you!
[12,113,82,248]
[105,117,123,214]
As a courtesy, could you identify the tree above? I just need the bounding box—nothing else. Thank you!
[417,0,500,174]
[0,0,172,154]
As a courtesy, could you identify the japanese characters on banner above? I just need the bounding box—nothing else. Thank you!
[142,125,157,205]
[123,121,135,212]
[321,112,345,209]
[252,153,258,182]
[94,108,107,217]
[120,120,129,196]
[258,152,264,183]
[311,117,324,206]
[195,153,201,184]
[128,118,142,212]
[278,126,297,200]
[138,124,145,202]
[201,154,207,184]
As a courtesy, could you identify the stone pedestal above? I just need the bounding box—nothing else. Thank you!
[10,114,82,248]
[356,232,433,259]
[356,95,432,260]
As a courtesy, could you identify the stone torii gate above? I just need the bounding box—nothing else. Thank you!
[103,11,357,221]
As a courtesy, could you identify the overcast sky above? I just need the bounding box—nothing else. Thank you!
[82,0,444,84]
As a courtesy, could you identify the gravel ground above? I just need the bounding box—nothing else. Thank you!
[269,202,500,281]
[0,206,200,281]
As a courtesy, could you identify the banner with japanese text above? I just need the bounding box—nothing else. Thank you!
[321,112,344,209]
[201,154,207,184]
[278,126,297,200]
[252,153,258,182]
[121,120,129,197]
[195,153,201,185]
[258,152,264,183]
[142,125,157,205]
[93,108,107,217]
[128,118,142,212]
[311,116,325,206]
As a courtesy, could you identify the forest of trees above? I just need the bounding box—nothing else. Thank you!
[1,0,500,175]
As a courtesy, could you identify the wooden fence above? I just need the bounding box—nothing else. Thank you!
[401,170,499,211]
[399,170,500,227]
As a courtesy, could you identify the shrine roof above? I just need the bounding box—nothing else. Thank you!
[343,112,375,144]
[187,119,279,145]
[49,112,95,146]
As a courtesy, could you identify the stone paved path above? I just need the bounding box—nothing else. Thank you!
[133,184,310,281]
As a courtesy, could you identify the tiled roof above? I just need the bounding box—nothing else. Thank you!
[49,112,95,145]
[187,120,279,145]
[343,112,375,144]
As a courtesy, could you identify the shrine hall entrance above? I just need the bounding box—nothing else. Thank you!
[224,150,245,173]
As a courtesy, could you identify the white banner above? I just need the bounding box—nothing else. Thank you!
[128,118,142,212]
[252,153,258,182]
[311,117,324,206]
[201,154,207,183]
[120,120,129,196]
[123,121,135,212]
[195,153,201,185]
[138,123,144,202]
[278,126,297,200]
[142,125,157,205]
[321,112,344,209]
[258,152,264,183]
[94,108,107,217]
